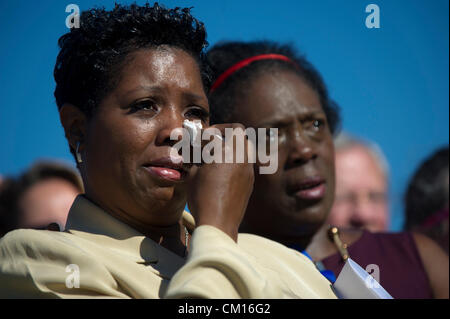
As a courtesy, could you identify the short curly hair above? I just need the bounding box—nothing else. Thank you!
[207,41,341,134]
[54,2,211,129]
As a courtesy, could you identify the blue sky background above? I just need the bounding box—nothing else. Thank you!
[0,0,448,231]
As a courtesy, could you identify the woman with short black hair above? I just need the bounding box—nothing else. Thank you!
[0,4,336,299]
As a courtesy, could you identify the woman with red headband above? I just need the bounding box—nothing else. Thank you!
[207,40,449,298]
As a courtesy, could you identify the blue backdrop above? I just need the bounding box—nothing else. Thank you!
[0,0,448,231]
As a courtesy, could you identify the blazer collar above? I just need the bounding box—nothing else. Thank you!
[64,195,195,278]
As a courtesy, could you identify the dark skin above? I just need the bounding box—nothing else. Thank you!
[236,70,449,298]
[238,70,336,248]
[60,47,254,258]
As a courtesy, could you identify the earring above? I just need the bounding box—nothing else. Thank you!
[76,142,83,164]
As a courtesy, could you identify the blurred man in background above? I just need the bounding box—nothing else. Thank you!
[0,161,83,237]
[328,133,390,232]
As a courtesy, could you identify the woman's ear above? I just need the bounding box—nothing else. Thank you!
[59,104,88,151]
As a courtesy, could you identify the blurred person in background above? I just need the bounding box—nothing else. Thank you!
[0,161,83,237]
[405,146,449,254]
[207,40,449,298]
[327,133,390,232]
[0,177,15,237]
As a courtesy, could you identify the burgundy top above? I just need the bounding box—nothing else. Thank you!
[321,230,433,299]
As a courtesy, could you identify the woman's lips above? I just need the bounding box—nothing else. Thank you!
[295,182,326,200]
[143,157,187,182]
[145,166,183,181]
[288,177,327,200]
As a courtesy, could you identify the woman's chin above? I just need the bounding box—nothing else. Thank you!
[137,183,187,207]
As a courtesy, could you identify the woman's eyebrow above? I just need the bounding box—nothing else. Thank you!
[121,86,206,102]
[298,110,327,120]
[257,110,326,127]
[181,91,207,103]
[123,85,163,98]
[257,117,293,128]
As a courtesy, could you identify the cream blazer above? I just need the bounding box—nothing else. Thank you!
[0,195,336,299]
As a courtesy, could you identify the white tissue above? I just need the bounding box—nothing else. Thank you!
[183,120,203,146]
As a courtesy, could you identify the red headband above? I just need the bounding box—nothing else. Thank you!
[209,54,295,93]
[421,208,449,228]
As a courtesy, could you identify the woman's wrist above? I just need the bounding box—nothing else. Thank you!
[195,213,239,242]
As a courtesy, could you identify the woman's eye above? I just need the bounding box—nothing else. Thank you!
[301,118,326,137]
[263,128,285,145]
[312,119,325,130]
[129,99,158,113]
[185,107,209,122]
[266,128,277,141]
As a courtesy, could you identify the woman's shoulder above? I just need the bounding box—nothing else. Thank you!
[2,227,77,245]
[338,227,365,246]
[0,228,130,298]
[338,229,435,274]
[0,228,91,264]
[340,228,416,250]
[334,229,425,269]
[1,227,69,245]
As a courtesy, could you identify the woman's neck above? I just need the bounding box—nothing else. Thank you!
[111,208,189,257]
[305,225,337,261]
[84,193,188,257]
[306,225,364,262]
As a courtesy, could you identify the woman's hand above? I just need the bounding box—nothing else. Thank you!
[187,123,255,242]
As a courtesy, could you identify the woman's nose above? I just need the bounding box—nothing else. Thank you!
[286,125,317,167]
[154,108,185,147]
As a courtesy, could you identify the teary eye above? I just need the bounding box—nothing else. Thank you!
[129,99,158,113]
[184,107,209,123]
